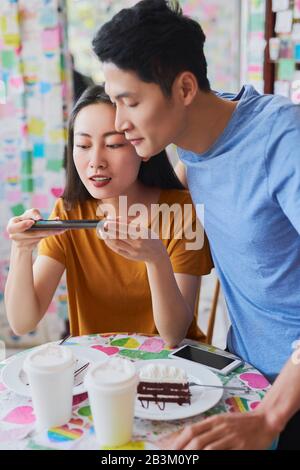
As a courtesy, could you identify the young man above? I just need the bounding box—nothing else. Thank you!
[92,0,300,449]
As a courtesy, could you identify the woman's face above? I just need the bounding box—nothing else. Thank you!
[73,102,142,200]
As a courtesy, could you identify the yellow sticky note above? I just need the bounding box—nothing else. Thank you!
[4,34,20,48]
[49,129,65,142]
[101,441,145,451]
[28,118,45,137]
[0,16,7,33]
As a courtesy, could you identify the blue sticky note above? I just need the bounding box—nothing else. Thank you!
[34,176,45,188]
[40,7,58,28]
[295,44,300,61]
[33,142,45,158]
[40,81,52,94]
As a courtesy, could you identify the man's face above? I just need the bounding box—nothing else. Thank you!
[103,63,186,158]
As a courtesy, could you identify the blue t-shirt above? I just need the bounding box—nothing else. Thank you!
[178,85,300,381]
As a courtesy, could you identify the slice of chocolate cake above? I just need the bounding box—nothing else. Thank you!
[137,363,191,410]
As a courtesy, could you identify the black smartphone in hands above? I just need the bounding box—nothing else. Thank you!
[27,219,105,230]
[169,344,243,375]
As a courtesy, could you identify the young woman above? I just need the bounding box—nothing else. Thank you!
[5,85,213,347]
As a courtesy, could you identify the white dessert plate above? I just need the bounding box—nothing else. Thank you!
[1,344,107,397]
[134,359,223,421]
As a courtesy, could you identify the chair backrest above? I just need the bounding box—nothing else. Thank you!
[206,278,220,345]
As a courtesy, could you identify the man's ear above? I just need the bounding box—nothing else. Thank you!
[174,71,198,106]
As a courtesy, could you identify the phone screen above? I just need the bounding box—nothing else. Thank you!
[173,346,236,370]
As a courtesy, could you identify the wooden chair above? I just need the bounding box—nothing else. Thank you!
[206,278,221,345]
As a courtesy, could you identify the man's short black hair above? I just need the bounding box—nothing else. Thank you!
[92,0,210,96]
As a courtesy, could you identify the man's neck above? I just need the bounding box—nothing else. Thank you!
[176,91,239,154]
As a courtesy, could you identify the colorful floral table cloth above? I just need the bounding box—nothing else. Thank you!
[0,333,271,450]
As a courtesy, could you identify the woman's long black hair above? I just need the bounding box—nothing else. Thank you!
[62,84,184,209]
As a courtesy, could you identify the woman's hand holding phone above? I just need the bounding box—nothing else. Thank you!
[6,209,64,251]
[98,218,167,264]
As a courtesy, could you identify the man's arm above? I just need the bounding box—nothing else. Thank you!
[171,355,300,450]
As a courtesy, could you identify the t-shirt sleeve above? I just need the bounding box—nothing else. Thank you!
[166,200,214,276]
[265,105,300,234]
[38,199,68,266]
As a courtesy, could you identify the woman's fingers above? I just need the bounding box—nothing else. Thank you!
[7,208,43,234]
[7,219,35,234]
[9,230,64,241]
[20,208,42,221]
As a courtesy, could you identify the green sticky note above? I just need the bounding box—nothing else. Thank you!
[21,178,34,192]
[21,156,32,175]
[1,50,15,69]
[11,203,26,216]
[46,159,63,172]
[249,13,265,33]
[278,59,295,81]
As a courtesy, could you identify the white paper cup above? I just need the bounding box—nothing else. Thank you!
[24,344,75,431]
[84,357,137,447]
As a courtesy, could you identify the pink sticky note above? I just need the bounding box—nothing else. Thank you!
[9,76,24,93]
[42,28,60,51]
[31,194,49,210]
[0,102,15,119]
[7,190,22,203]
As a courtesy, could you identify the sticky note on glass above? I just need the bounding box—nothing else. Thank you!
[1,50,15,69]
[42,28,60,51]
[33,142,45,158]
[40,7,58,28]
[21,152,33,174]
[294,0,300,19]
[21,178,34,193]
[275,10,293,34]
[249,13,265,33]
[9,75,24,94]
[274,80,290,97]
[28,118,45,137]
[46,159,63,172]
[11,203,26,217]
[295,44,300,61]
[278,59,295,80]
[3,34,20,48]
[7,190,22,204]
[31,194,49,209]
[272,0,290,13]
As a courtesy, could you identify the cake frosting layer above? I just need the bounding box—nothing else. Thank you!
[139,363,187,383]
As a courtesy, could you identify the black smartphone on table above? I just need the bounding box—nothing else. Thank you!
[169,344,243,375]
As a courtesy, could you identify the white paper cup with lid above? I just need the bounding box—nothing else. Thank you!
[84,357,137,447]
[23,343,75,431]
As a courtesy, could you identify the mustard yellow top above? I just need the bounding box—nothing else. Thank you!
[38,189,213,340]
